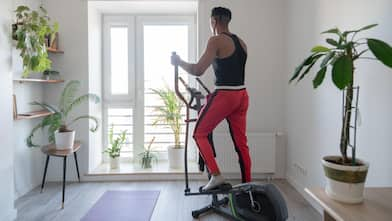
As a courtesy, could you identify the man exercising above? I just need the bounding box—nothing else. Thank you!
[171,7,251,191]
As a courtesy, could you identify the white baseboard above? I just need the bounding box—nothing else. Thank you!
[286,173,323,214]
[15,182,39,200]
[1,208,17,221]
[83,172,275,182]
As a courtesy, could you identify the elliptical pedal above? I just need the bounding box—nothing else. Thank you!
[198,183,233,194]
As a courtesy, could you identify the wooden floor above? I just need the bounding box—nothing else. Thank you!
[15,180,321,221]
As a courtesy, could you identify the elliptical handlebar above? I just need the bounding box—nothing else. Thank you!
[173,52,190,110]
[172,52,191,193]
[172,51,213,194]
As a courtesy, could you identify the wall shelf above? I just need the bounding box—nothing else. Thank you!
[47,47,64,54]
[15,110,53,120]
[14,79,64,84]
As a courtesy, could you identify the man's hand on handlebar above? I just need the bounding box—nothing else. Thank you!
[171,53,181,66]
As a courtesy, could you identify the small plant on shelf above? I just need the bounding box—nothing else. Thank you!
[27,80,100,149]
[13,5,59,77]
[138,137,157,169]
[42,69,60,80]
[103,125,128,169]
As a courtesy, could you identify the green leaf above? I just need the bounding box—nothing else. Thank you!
[297,58,320,82]
[289,54,315,82]
[326,38,338,46]
[342,24,378,38]
[332,55,353,90]
[59,80,80,112]
[30,56,39,69]
[358,24,378,32]
[322,28,341,35]
[311,45,330,53]
[68,115,99,132]
[15,6,30,13]
[312,67,327,89]
[30,101,58,113]
[297,54,324,82]
[367,38,392,68]
[320,51,336,68]
[63,93,100,117]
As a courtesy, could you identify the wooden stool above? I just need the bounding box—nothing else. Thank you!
[40,141,81,209]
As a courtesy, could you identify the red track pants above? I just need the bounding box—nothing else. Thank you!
[193,89,251,183]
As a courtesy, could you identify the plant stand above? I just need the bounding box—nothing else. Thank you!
[40,141,81,209]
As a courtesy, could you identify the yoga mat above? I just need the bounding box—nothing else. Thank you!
[81,190,160,221]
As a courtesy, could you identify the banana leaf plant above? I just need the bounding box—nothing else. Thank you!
[289,24,392,165]
[27,80,100,147]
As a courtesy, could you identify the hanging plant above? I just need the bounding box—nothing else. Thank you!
[13,5,59,77]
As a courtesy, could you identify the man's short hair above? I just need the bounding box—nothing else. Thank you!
[211,7,231,25]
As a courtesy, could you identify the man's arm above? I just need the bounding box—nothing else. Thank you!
[173,37,218,76]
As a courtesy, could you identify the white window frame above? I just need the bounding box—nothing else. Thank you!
[136,15,197,159]
[103,14,196,161]
[103,15,136,104]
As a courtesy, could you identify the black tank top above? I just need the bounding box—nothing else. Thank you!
[212,33,247,86]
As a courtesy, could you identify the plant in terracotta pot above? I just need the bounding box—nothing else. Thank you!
[104,125,127,169]
[13,5,58,77]
[27,80,100,149]
[151,87,184,169]
[290,24,392,203]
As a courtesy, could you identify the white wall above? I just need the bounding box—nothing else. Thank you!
[0,1,17,220]
[88,4,104,172]
[198,0,287,178]
[42,0,91,181]
[12,0,48,199]
[286,0,392,200]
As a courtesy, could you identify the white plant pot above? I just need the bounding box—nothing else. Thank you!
[322,156,369,204]
[110,157,120,169]
[168,145,184,169]
[54,130,75,150]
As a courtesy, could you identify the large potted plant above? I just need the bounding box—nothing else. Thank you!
[103,125,127,169]
[290,24,392,203]
[13,5,58,77]
[27,80,100,149]
[151,87,184,169]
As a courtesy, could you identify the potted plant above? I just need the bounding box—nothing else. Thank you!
[138,137,157,169]
[151,87,184,169]
[103,125,127,169]
[290,24,392,203]
[43,69,60,80]
[27,80,100,149]
[13,5,59,77]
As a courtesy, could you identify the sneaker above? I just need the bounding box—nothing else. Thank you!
[202,175,225,191]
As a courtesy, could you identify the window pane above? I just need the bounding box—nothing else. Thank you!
[143,25,189,152]
[110,27,128,95]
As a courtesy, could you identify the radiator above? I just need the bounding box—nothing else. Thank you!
[213,132,276,175]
